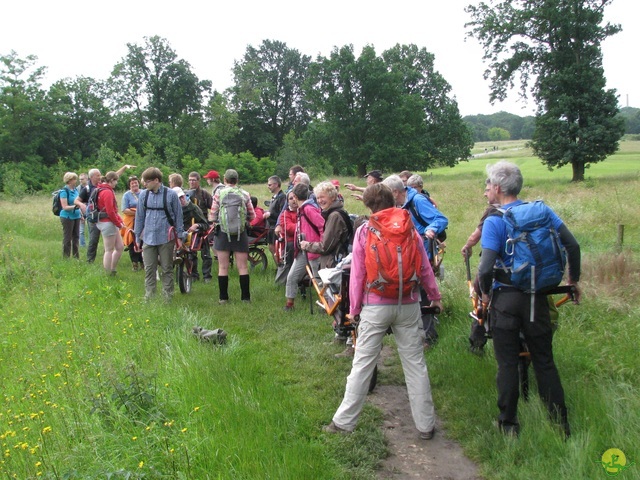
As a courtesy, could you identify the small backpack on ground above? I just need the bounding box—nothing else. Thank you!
[365,208,422,304]
[52,188,64,216]
[86,187,109,223]
[500,201,567,293]
[218,186,247,240]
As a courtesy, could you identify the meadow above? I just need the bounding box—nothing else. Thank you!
[0,141,638,479]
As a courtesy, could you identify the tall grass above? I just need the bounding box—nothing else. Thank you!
[1,142,639,479]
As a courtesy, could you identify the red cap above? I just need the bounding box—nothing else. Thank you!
[331,179,340,187]
[203,170,220,180]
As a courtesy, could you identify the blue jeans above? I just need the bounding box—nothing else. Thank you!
[79,218,86,247]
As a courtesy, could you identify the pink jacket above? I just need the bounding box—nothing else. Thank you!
[295,201,324,260]
[349,223,441,316]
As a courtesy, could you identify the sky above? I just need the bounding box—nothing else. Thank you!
[1,0,637,117]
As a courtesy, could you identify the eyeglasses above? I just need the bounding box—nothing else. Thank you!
[188,178,198,182]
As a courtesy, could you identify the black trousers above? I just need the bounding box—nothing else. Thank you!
[491,288,567,427]
[61,217,80,258]
[192,240,213,280]
[86,222,101,263]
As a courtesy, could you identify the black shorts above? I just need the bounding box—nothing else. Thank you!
[214,230,249,253]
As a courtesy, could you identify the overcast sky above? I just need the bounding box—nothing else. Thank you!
[1,0,637,117]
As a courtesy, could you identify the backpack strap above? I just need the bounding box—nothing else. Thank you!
[405,197,429,228]
[143,187,175,227]
[299,205,321,237]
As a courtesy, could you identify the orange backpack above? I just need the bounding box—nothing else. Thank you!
[365,208,422,303]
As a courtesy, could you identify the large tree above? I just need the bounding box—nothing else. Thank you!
[230,40,312,159]
[47,76,111,161]
[308,44,471,175]
[109,36,210,127]
[0,51,63,188]
[466,0,625,181]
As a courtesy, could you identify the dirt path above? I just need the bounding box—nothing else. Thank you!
[368,347,482,480]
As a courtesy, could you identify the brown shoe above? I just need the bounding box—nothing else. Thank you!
[322,421,350,434]
[334,346,355,358]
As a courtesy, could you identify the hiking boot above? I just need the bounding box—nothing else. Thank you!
[419,427,436,440]
[497,420,520,438]
[334,346,355,358]
[283,304,294,312]
[322,421,350,435]
[423,335,438,350]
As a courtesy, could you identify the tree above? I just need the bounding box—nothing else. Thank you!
[308,44,472,175]
[488,127,511,141]
[47,76,111,161]
[466,0,625,181]
[107,36,211,160]
[230,40,312,158]
[0,51,62,188]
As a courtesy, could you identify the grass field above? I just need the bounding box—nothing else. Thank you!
[0,142,638,479]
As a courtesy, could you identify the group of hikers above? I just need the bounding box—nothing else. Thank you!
[55,160,581,442]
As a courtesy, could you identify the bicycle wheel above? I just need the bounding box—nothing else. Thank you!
[176,260,192,294]
[248,248,268,271]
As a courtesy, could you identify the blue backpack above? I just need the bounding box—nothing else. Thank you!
[500,201,567,293]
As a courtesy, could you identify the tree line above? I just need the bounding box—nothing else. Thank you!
[0,37,473,193]
[2,0,631,190]
[464,108,638,143]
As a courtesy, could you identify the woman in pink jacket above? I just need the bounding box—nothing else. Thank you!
[283,183,324,311]
[323,183,443,440]
[96,171,125,276]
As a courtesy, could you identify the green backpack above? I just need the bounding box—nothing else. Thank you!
[218,186,247,240]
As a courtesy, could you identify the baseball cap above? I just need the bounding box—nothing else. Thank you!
[203,170,220,180]
[330,179,340,187]
[364,170,383,181]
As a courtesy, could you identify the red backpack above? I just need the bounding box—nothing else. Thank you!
[365,208,422,303]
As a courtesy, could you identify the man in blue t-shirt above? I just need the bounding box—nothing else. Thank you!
[477,161,581,439]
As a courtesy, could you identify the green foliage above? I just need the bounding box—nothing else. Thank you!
[231,39,312,159]
[488,127,511,141]
[310,44,472,175]
[618,106,640,134]
[0,163,28,200]
[465,111,535,141]
[466,0,625,181]
[204,151,276,184]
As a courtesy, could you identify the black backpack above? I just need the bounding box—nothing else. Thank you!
[86,187,108,223]
[52,188,64,216]
[330,209,355,263]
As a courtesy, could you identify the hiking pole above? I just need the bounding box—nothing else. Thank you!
[465,251,479,315]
